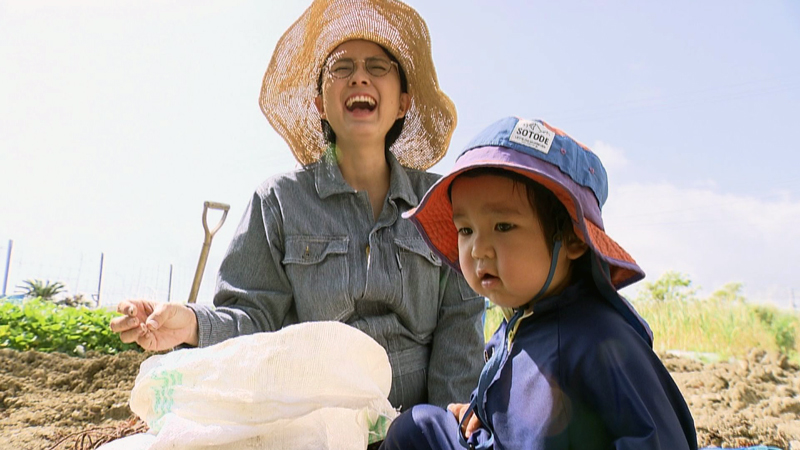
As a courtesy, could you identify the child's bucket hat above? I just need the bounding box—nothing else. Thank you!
[405,116,652,344]
[259,0,457,171]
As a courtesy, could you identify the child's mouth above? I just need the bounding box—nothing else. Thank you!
[480,273,499,288]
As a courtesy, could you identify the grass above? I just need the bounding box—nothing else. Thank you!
[484,305,503,343]
[482,273,800,363]
[634,298,798,361]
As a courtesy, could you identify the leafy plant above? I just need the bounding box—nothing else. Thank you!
[708,282,747,305]
[0,297,141,355]
[17,279,66,301]
[753,305,798,355]
[54,293,96,308]
[636,271,697,303]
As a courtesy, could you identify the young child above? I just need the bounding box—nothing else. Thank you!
[379,117,698,449]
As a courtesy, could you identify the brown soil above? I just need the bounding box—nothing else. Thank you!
[1,348,799,450]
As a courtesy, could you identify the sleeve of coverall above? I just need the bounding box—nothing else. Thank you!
[426,266,486,407]
[188,189,294,347]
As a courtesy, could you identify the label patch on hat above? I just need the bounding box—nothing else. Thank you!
[509,119,555,154]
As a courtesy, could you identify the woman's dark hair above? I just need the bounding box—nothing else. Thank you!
[316,44,408,152]
[450,167,577,256]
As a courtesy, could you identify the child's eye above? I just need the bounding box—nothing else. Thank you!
[457,227,473,236]
[495,223,514,232]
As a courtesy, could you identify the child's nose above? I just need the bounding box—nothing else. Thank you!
[470,234,494,259]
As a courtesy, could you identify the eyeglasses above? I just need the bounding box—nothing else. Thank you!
[325,57,399,79]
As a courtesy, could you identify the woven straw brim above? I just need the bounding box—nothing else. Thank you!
[404,148,645,290]
[259,0,457,170]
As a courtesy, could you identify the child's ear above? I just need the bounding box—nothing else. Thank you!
[564,238,588,260]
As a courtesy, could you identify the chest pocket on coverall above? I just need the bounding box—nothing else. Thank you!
[283,236,350,322]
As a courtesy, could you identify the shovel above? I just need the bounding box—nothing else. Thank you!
[187,201,230,304]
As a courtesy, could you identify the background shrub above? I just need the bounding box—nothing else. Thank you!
[0,297,141,356]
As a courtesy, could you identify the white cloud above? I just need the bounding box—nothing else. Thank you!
[627,62,645,72]
[690,179,719,190]
[591,140,629,173]
[605,182,800,309]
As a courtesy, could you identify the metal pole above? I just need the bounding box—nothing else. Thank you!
[167,264,173,302]
[96,252,104,307]
[2,240,12,297]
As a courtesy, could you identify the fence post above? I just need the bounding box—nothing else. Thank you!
[2,240,12,297]
[167,264,173,302]
[96,252,104,307]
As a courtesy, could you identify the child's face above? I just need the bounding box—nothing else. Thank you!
[451,174,582,308]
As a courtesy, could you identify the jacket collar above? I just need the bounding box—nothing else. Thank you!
[501,276,592,324]
[314,148,419,207]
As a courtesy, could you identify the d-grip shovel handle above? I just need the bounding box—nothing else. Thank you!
[187,201,230,304]
[202,201,230,238]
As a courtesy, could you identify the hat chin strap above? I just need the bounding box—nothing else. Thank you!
[522,232,563,311]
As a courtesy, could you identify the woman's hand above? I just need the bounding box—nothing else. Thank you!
[448,403,482,438]
[109,300,199,351]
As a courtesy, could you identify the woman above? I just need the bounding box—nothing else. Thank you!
[109,0,485,411]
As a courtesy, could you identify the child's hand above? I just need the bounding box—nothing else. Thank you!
[447,403,482,438]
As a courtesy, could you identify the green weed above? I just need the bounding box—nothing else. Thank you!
[0,297,141,356]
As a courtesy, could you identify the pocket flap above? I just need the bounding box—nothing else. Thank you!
[394,237,441,266]
[284,236,349,265]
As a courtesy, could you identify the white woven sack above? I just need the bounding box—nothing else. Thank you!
[105,321,398,450]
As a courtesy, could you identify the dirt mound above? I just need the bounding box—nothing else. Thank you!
[664,349,800,448]
[0,348,152,449]
[1,348,799,449]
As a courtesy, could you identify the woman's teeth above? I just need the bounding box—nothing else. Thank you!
[346,95,376,111]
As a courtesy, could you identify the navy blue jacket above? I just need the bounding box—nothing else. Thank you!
[471,276,698,449]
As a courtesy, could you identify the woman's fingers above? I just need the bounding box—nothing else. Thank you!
[144,302,175,330]
[109,314,139,333]
[135,328,159,351]
[111,300,157,348]
[115,300,154,321]
[117,326,144,344]
[116,300,137,316]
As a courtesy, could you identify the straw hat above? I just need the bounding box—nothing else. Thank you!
[259,0,457,170]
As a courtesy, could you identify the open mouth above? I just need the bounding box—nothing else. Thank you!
[478,269,499,282]
[345,95,377,112]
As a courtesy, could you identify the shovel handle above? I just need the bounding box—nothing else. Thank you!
[202,201,230,241]
[188,201,231,304]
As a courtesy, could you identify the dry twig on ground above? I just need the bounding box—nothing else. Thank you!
[47,417,148,450]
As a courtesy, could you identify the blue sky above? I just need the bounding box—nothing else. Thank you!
[1,0,799,309]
